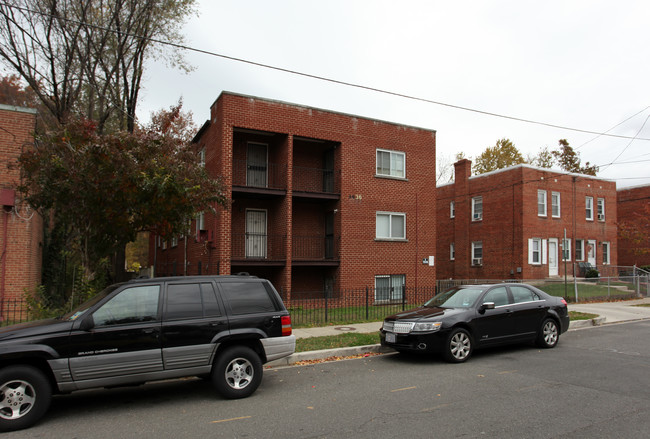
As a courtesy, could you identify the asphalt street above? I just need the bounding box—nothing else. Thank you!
[5,320,650,439]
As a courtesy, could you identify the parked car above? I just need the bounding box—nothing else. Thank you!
[0,275,295,432]
[380,283,569,362]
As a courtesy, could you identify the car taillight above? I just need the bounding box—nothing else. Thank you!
[281,315,292,336]
[561,298,568,306]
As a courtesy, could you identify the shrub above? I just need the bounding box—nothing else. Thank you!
[585,268,600,278]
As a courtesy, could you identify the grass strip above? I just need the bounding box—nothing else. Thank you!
[295,332,380,352]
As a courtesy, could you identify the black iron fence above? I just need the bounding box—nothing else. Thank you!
[0,298,31,326]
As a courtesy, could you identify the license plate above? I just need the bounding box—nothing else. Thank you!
[386,332,396,343]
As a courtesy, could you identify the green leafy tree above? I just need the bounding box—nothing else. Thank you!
[551,139,598,176]
[17,103,226,281]
[473,138,525,174]
[528,146,555,169]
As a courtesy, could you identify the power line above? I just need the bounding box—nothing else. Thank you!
[2,1,650,142]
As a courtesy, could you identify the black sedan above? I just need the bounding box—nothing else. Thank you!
[380,283,570,362]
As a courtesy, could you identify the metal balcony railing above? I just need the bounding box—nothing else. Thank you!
[232,160,287,190]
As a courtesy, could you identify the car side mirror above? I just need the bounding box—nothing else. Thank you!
[479,302,495,313]
[79,315,95,331]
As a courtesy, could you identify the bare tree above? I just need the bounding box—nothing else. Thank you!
[0,0,196,132]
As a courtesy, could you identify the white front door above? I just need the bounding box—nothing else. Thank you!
[548,238,559,276]
[587,239,597,266]
[245,209,267,258]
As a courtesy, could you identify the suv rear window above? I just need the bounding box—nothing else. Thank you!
[220,282,277,314]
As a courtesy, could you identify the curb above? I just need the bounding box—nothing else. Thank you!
[568,316,606,329]
[266,344,395,367]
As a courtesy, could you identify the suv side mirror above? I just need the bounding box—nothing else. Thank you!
[79,315,95,331]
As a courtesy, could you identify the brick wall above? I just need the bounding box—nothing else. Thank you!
[0,105,42,317]
[437,161,618,280]
[617,185,650,267]
[152,93,437,295]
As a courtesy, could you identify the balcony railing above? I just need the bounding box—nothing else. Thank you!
[231,233,286,260]
[292,235,339,260]
[293,166,339,194]
[232,160,287,190]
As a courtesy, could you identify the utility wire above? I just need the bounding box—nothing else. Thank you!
[2,1,650,142]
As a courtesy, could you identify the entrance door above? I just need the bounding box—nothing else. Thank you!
[325,212,334,259]
[548,238,559,276]
[247,143,268,187]
[246,209,267,258]
[323,149,335,192]
[587,239,597,266]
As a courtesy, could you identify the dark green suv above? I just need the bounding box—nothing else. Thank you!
[0,275,295,431]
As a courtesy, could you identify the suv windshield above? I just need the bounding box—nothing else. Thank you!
[61,283,124,321]
[424,287,485,309]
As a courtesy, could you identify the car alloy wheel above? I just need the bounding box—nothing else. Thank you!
[213,346,262,399]
[0,366,51,432]
[538,319,559,348]
[444,328,473,363]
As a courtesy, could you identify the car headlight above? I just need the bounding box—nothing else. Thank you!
[412,321,442,332]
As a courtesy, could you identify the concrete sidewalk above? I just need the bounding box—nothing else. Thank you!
[268,297,650,367]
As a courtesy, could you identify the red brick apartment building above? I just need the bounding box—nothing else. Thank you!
[617,184,650,267]
[436,159,617,280]
[0,104,42,319]
[150,92,437,299]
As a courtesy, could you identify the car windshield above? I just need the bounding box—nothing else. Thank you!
[60,283,123,321]
[424,287,485,309]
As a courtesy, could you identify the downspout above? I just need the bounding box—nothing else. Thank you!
[0,209,9,319]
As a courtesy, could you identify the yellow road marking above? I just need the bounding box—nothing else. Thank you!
[391,386,417,392]
[211,416,252,424]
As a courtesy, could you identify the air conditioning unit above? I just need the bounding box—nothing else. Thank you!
[472,258,483,266]
[473,213,482,221]
[597,214,604,221]
[198,229,213,243]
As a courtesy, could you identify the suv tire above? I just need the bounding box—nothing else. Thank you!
[0,366,52,432]
[212,346,262,399]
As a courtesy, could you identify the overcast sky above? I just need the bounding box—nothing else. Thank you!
[137,0,650,189]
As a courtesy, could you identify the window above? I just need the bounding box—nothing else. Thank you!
[551,192,561,217]
[375,275,405,301]
[511,286,541,303]
[597,198,605,221]
[602,242,611,265]
[483,287,509,306]
[220,282,277,314]
[162,240,167,250]
[575,239,584,261]
[199,148,206,167]
[472,197,483,221]
[450,201,455,218]
[165,283,203,320]
[586,196,594,221]
[376,212,406,240]
[450,243,455,260]
[376,149,405,178]
[561,238,571,261]
[195,211,205,237]
[538,190,547,217]
[471,241,483,265]
[93,285,160,326]
[171,236,178,247]
[528,238,546,265]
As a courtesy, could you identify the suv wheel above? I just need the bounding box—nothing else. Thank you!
[0,366,52,432]
[212,346,262,399]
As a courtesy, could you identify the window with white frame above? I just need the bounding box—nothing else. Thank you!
[162,240,167,250]
[586,196,594,221]
[575,239,584,261]
[199,148,206,167]
[450,243,455,260]
[597,198,605,221]
[471,241,483,265]
[472,197,483,221]
[195,211,205,237]
[375,274,405,301]
[602,242,610,265]
[171,236,178,247]
[552,192,561,217]
[376,212,406,240]
[450,201,455,218]
[561,238,571,261]
[538,190,547,217]
[528,238,547,265]
[376,149,405,178]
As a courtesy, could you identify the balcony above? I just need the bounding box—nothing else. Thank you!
[231,233,286,265]
[292,235,340,266]
[293,166,339,199]
[232,160,287,196]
